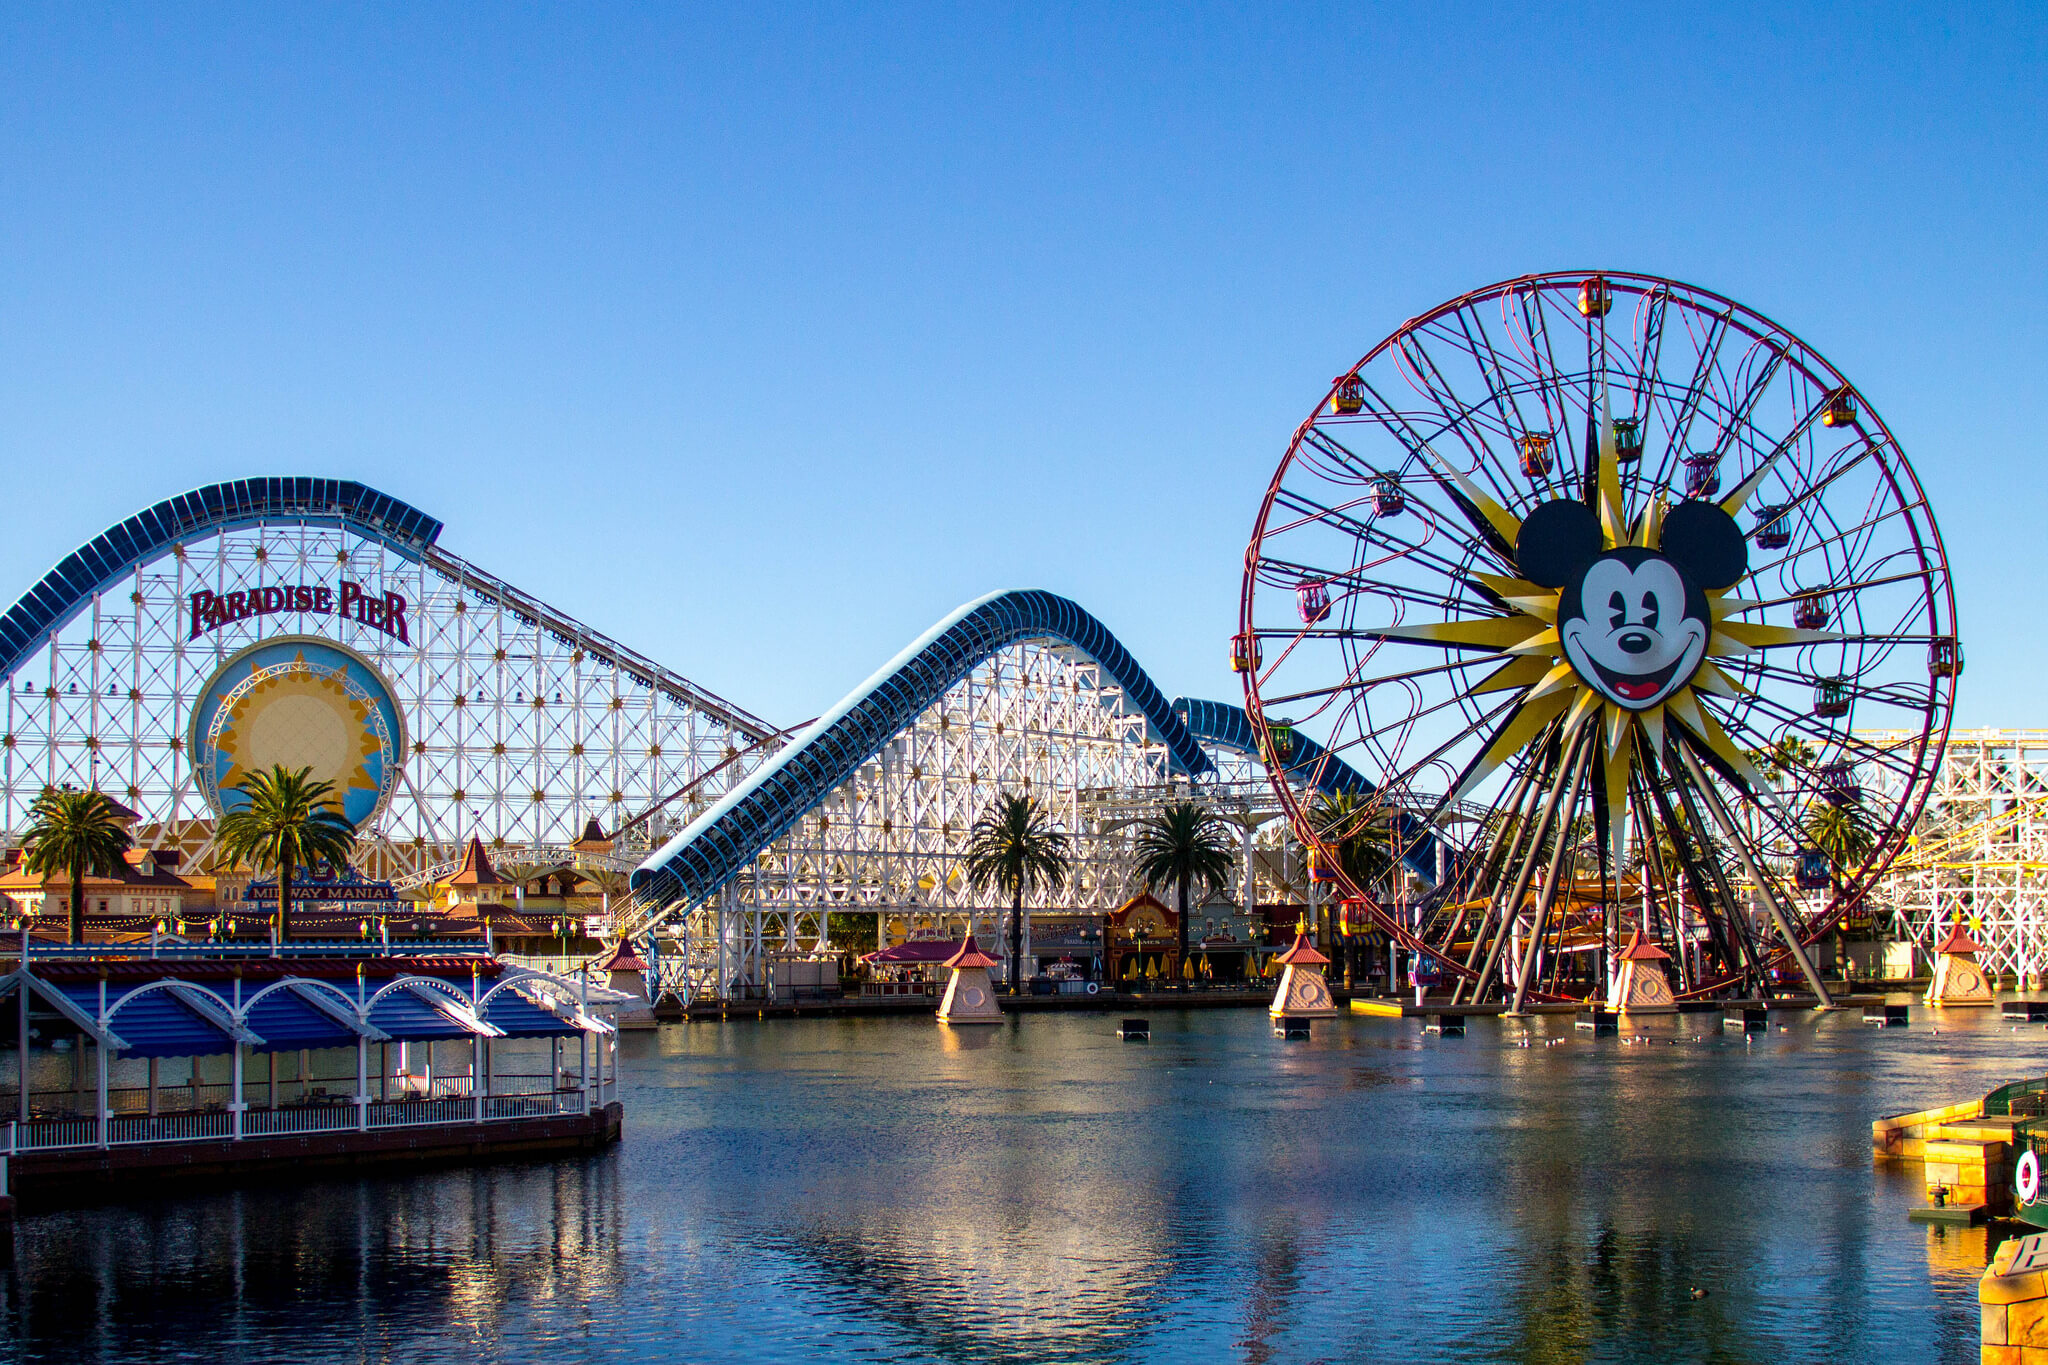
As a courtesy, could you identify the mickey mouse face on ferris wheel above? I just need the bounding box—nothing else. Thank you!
[1515,498,1749,713]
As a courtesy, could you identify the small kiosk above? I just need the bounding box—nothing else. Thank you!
[1612,930,1678,1014]
[597,939,658,1029]
[937,935,1004,1024]
[1268,926,1338,1023]
[1926,923,1995,1006]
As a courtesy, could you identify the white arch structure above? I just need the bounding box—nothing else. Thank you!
[0,961,628,1151]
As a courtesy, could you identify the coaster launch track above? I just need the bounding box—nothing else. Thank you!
[629,589,1212,923]
[0,477,774,742]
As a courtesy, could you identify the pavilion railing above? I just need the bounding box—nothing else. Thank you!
[241,1105,358,1138]
[4,1086,595,1154]
[15,1119,94,1151]
[108,1111,236,1144]
[0,1073,583,1121]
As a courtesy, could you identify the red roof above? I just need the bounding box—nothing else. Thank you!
[1273,930,1328,967]
[1106,891,1177,934]
[598,939,647,972]
[93,792,144,824]
[1935,924,1983,955]
[445,836,504,887]
[945,934,1001,970]
[1619,930,1671,962]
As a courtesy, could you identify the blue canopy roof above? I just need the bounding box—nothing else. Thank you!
[53,984,233,1059]
[245,989,362,1052]
[483,990,585,1038]
[21,969,593,1057]
[366,987,476,1041]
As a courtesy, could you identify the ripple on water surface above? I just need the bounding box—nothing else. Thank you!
[0,1004,2030,1363]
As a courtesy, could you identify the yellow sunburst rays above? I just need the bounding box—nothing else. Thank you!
[1386,388,1841,874]
[215,652,382,802]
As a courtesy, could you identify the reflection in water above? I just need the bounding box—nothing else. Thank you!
[0,1007,2023,1363]
[6,1157,625,1363]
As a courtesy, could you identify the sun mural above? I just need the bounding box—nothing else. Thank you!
[1375,386,1840,859]
[190,636,405,827]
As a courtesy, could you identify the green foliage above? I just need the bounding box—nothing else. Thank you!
[964,791,1072,992]
[214,765,358,939]
[23,786,133,944]
[1134,801,1235,981]
[1133,802,1236,903]
[1310,793,1395,893]
[826,911,878,954]
[1625,808,1718,875]
[1804,800,1878,873]
[1748,736,1818,784]
[964,792,1073,905]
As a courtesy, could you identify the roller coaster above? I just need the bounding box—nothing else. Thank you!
[0,275,2004,1008]
[0,467,2022,1005]
[0,483,1354,1001]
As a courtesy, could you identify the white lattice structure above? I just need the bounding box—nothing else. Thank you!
[1874,730,2048,981]
[643,666,1389,1004]
[0,482,775,881]
[657,642,1202,1003]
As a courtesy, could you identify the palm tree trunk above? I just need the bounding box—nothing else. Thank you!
[69,865,84,945]
[280,857,293,943]
[1177,873,1189,991]
[1010,889,1023,994]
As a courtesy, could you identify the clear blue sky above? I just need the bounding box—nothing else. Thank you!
[1,5,2040,730]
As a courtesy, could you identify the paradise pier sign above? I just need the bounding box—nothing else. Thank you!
[188,580,411,645]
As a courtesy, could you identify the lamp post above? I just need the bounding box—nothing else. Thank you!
[14,909,31,1123]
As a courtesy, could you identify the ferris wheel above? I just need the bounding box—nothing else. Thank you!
[1239,271,1959,1004]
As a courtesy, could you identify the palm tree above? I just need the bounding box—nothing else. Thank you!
[1626,808,1715,876]
[1749,736,1818,786]
[1804,800,1878,891]
[1311,793,1396,893]
[963,792,1072,993]
[1311,793,1401,988]
[1133,802,1236,989]
[214,765,358,940]
[22,787,133,944]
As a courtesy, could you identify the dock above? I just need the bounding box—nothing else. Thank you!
[670,986,1285,1020]
[1347,993,1886,1020]
[8,1099,622,1208]
[0,946,632,1218]
[1873,1078,2047,1221]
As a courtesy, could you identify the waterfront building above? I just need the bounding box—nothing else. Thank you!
[0,481,1368,1004]
[0,942,629,1205]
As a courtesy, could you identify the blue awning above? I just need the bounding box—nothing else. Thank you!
[245,989,361,1052]
[54,984,236,1059]
[482,991,585,1038]
[367,987,476,1040]
[26,972,592,1058]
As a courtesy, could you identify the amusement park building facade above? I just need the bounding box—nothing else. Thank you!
[0,473,2031,999]
[0,480,1327,979]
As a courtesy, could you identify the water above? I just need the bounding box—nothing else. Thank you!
[0,1003,2030,1364]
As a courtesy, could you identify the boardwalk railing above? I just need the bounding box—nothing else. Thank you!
[7,1086,597,1155]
